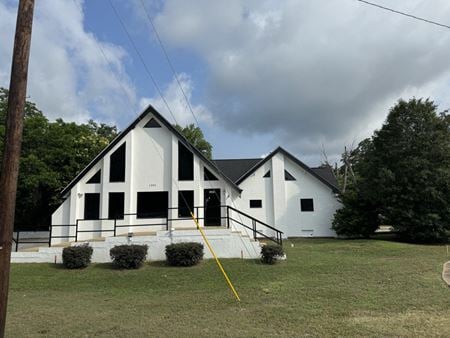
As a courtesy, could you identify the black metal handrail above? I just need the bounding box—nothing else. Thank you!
[13,204,283,251]
[226,206,283,246]
[12,229,52,252]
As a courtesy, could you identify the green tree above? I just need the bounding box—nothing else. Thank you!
[0,88,118,227]
[175,123,213,159]
[333,98,450,242]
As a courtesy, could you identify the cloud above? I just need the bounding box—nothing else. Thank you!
[0,0,137,125]
[152,0,450,160]
[140,72,212,126]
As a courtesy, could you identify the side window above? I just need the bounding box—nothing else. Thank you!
[144,118,161,128]
[178,190,194,217]
[263,171,271,178]
[178,141,194,180]
[87,170,101,184]
[137,192,168,218]
[250,200,262,208]
[108,192,124,219]
[300,198,314,212]
[110,143,126,182]
[284,170,296,181]
[84,193,100,220]
[204,167,218,181]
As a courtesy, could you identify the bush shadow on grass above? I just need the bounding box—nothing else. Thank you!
[370,233,449,246]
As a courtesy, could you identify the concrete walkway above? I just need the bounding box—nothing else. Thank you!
[443,261,450,287]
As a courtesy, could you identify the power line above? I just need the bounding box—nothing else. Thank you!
[355,0,450,30]
[107,1,262,258]
[138,0,201,128]
[107,0,179,126]
[136,0,260,255]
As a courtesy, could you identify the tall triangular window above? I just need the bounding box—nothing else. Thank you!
[263,170,271,178]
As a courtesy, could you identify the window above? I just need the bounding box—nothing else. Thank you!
[284,170,296,181]
[110,143,126,182]
[137,192,168,218]
[108,192,124,219]
[300,198,314,212]
[263,170,271,178]
[178,141,194,180]
[87,169,101,184]
[250,200,262,208]
[178,190,194,218]
[204,167,218,181]
[144,118,161,128]
[84,193,100,220]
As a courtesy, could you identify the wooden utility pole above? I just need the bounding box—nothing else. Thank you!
[0,0,35,336]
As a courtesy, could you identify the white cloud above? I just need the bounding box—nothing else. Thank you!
[152,0,450,160]
[0,0,137,125]
[140,73,212,126]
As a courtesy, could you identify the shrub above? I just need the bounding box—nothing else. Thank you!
[110,244,148,269]
[165,242,204,267]
[261,244,284,264]
[62,244,93,269]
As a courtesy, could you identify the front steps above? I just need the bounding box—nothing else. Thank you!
[10,227,262,263]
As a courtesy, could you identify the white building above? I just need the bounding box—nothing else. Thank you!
[49,105,340,257]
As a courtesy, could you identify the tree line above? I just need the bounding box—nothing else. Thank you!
[332,98,450,243]
[1,88,449,242]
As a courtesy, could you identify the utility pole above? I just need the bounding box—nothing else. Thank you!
[0,0,35,336]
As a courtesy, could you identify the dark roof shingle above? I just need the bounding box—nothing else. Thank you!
[212,158,262,183]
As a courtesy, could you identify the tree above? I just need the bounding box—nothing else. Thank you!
[0,88,118,227]
[333,98,450,242]
[175,123,213,159]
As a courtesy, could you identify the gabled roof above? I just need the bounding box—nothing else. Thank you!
[60,105,242,196]
[232,147,340,193]
[212,158,262,183]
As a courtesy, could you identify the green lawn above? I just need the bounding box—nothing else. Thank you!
[6,239,450,337]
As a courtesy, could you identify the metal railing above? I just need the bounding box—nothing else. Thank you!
[12,229,53,252]
[226,206,283,246]
[13,205,283,251]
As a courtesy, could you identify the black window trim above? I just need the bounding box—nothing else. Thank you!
[84,193,100,220]
[249,199,262,208]
[109,142,126,182]
[136,191,169,219]
[178,190,194,218]
[108,192,125,220]
[300,198,314,212]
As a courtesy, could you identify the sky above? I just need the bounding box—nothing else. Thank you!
[1,0,450,165]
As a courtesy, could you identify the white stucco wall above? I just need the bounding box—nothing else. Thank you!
[50,110,340,245]
[51,112,239,244]
[236,152,339,238]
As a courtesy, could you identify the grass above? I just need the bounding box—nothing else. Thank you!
[6,238,450,337]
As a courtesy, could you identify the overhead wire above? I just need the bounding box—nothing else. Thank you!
[107,0,245,300]
[137,0,266,257]
[355,0,450,30]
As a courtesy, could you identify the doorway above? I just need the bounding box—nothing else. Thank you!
[204,189,221,226]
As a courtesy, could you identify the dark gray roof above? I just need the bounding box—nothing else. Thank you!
[311,166,339,188]
[214,147,340,193]
[212,158,262,183]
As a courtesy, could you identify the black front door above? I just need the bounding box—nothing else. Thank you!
[204,189,221,226]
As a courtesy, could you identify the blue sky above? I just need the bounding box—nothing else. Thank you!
[1,0,450,164]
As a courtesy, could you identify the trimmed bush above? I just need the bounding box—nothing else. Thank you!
[165,242,204,267]
[62,244,93,269]
[110,244,148,269]
[261,244,284,264]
